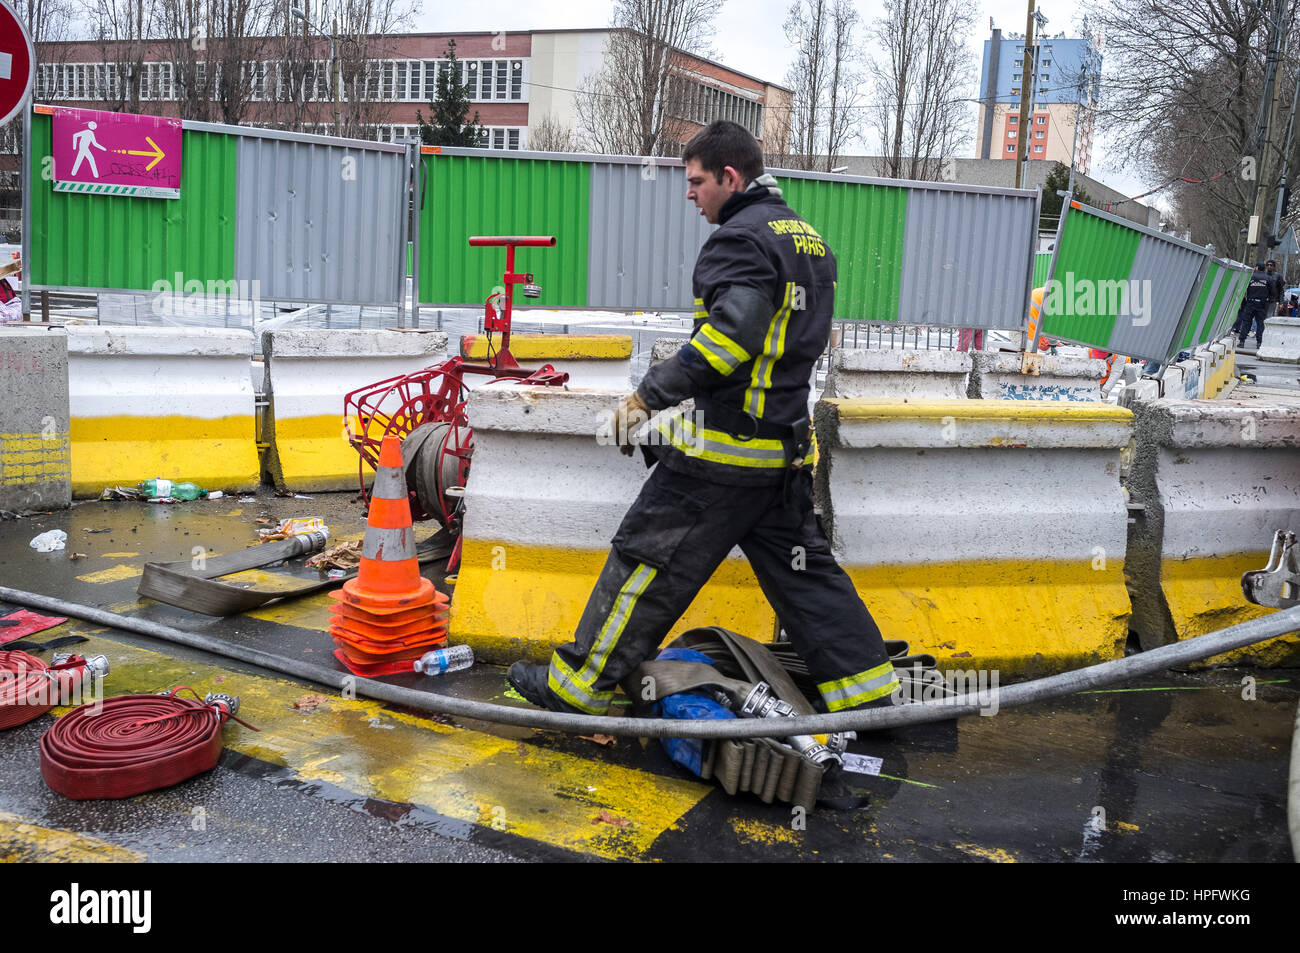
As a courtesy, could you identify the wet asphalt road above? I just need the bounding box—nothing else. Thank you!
[0,491,1296,863]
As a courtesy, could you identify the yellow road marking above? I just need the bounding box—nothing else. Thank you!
[52,628,709,861]
[76,563,142,584]
[953,843,1018,863]
[0,810,144,862]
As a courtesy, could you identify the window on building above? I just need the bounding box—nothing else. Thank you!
[1042,73,1050,82]
[508,129,520,149]
[1035,130,1044,138]
[1008,130,1017,138]
[1012,73,1021,81]
[511,61,522,99]
[1011,87,1020,95]
[1034,145,1043,153]
[1008,115,1018,125]
[424,60,439,99]
[480,60,492,99]
[1036,115,1046,124]
[1007,144,1016,153]
[1014,59,1022,67]
[494,59,507,99]
[1042,58,1051,66]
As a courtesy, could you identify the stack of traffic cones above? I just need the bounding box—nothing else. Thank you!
[330,435,449,676]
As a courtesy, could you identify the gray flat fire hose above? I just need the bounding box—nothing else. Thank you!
[1,584,1297,740]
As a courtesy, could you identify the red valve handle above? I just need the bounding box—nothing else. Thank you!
[467,236,556,247]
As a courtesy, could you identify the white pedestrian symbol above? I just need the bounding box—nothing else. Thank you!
[71,121,106,178]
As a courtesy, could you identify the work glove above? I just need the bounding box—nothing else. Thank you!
[607,392,651,456]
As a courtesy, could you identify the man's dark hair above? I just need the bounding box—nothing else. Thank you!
[682,121,764,186]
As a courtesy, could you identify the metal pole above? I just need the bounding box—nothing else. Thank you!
[1247,0,1288,263]
[332,18,340,136]
[1014,0,1037,190]
[1271,71,1299,241]
[20,105,31,322]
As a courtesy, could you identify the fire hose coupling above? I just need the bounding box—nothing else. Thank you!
[737,682,839,766]
[49,653,111,678]
[204,692,240,717]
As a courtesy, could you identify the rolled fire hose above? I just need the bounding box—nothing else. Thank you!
[2,585,1297,739]
[40,688,254,799]
[0,650,109,730]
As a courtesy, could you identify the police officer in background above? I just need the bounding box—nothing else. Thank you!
[1266,259,1285,315]
[507,121,899,750]
[1236,261,1271,349]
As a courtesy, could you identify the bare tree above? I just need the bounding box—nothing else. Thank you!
[868,0,977,181]
[326,0,417,140]
[157,0,213,121]
[780,0,864,171]
[85,0,160,114]
[527,112,576,152]
[575,0,723,157]
[1084,0,1300,251]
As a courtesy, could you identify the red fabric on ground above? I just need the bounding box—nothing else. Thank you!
[0,609,68,644]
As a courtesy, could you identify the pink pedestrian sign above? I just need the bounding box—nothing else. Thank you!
[52,107,182,200]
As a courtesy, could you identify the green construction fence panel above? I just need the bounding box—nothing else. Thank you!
[28,110,237,292]
[419,151,589,308]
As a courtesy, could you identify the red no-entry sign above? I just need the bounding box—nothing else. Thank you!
[0,4,35,127]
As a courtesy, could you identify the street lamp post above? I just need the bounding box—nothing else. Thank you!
[292,6,341,136]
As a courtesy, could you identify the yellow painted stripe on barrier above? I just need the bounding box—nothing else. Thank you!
[0,811,144,862]
[47,632,708,861]
[450,540,774,664]
[829,399,1134,424]
[460,334,633,361]
[450,541,1130,675]
[270,413,362,490]
[70,414,259,497]
[1161,553,1300,667]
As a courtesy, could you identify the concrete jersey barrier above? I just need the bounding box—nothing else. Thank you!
[261,329,449,492]
[66,326,259,497]
[967,352,1107,401]
[459,334,634,390]
[814,398,1135,675]
[823,349,971,400]
[0,326,71,512]
[1125,398,1300,666]
[448,386,781,664]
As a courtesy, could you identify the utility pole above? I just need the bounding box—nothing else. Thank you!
[1014,0,1036,189]
[1246,0,1288,264]
[1271,71,1299,241]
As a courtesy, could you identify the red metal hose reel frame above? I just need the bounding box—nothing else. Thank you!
[344,236,569,528]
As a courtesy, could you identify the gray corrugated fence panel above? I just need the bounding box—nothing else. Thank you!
[898,187,1037,329]
[587,162,714,310]
[234,136,405,304]
[1106,234,1206,360]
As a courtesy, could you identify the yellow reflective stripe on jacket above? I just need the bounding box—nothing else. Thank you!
[818,661,900,712]
[689,322,752,375]
[693,296,708,320]
[654,413,787,468]
[744,282,795,418]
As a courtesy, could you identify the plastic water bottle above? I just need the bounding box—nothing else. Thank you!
[412,645,474,676]
[139,478,207,500]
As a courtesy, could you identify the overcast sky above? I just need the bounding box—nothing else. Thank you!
[417,0,1168,212]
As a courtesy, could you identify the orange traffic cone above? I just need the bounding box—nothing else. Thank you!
[329,435,448,674]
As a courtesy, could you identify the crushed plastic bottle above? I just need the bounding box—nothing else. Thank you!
[412,645,474,676]
[138,478,207,501]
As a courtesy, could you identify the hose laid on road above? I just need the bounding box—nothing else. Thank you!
[40,688,250,800]
[0,650,93,730]
[1,585,1297,739]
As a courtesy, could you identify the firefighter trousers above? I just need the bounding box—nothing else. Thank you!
[546,462,899,715]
